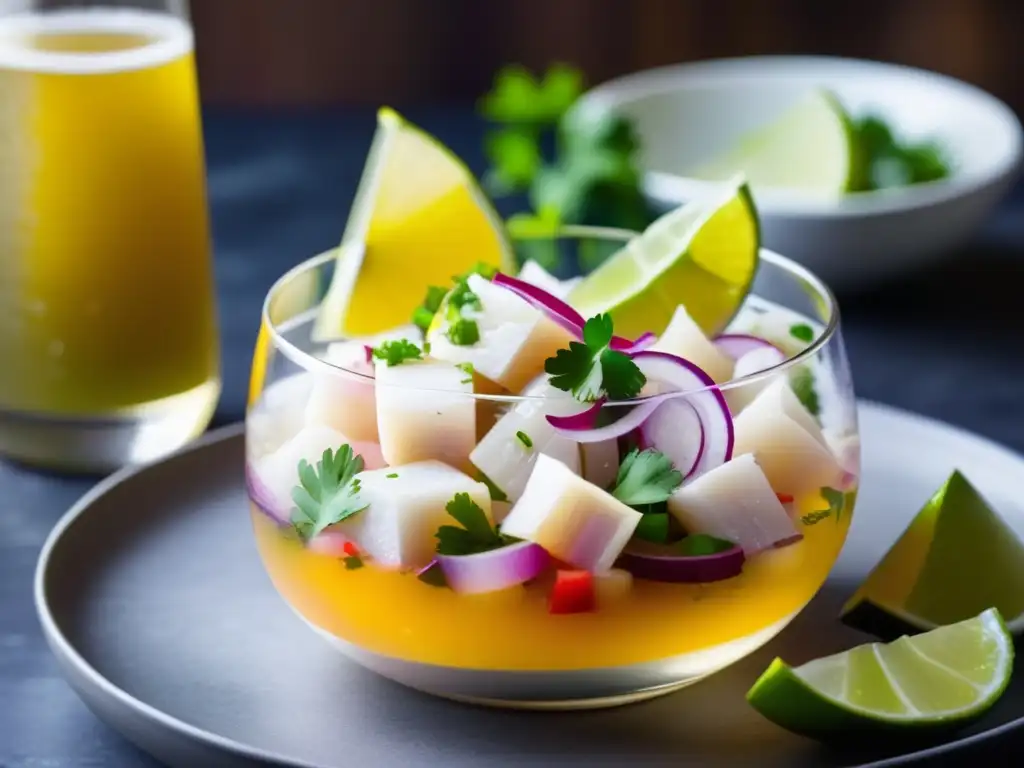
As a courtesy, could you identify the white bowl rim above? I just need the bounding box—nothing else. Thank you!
[579,55,1024,219]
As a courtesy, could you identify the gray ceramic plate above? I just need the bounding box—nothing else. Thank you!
[34,402,1024,767]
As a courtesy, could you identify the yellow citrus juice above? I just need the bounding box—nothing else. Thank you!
[251,488,853,670]
[0,10,218,415]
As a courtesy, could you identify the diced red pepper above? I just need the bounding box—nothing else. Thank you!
[549,570,596,614]
[343,541,360,557]
[776,493,794,504]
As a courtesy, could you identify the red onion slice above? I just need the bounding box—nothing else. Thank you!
[492,272,585,336]
[610,331,658,354]
[436,541,550,595]
[713,333,785,361]
[245,461,290,525]
[618,542,745,583]
[545,398,606,432]
[632,351,734,479]
[492,272,655,353]
[640,399,705,478]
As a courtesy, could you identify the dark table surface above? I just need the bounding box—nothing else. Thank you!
[2,106,1024,767]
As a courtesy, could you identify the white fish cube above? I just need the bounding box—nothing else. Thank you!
[668,453,799,555]
[335,462,492,569]
[517,260,582,300]
[248,373,314,460]
[500,454,642,573]
[652,305,734,383]
[428,274,574,393]
[375,358,475,469]
[724,349,788,414]
[580,439,620,491]
[470,381,581,502]
[251,424,351,515]
[304,325,421,442]
[732,378,843,496]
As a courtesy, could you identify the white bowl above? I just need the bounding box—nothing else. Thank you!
[579,56,1023,290]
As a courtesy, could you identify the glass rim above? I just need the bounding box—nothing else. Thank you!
[259,225,841,404]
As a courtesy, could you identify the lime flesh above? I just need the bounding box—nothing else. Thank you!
[691,89,860,196]
[748,608,1013,739]
[567,179,760,339]
[312,107,515,340]
[842,470,1024,640]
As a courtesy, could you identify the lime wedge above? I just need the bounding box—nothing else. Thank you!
[567,179,759,339]
[841,470,1024,639]
[748,609,1013,739]
[313,107,515,339]
[691,89,861,196]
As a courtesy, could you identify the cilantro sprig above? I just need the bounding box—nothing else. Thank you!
[611,448,683,507]
[545,314,645,402]
[801,487,846,526]
[371,339,423,367]
[411,262,497,337]
[434,493,516,556]
[790,365,820,417]
[479,64,655,273]
[291,446,369,541]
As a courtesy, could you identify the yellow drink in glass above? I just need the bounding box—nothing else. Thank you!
[0,5,219,471]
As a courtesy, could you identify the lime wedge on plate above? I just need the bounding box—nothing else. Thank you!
[841,470,1024,639]
[313,107,516,339]
[691,89,861,197]
[748,608,1013,739]
[567,178,759,338]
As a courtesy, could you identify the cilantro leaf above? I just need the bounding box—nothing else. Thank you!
[611,448,683,506]
[371,339,423,367]
[412,285,448,333]
[446,318,480,346]
[790,365,820,417]
[456,362,474,384]
[343,555,364,570]
[544,314,645,401]
[600,349,647,400]
[484,128,542,194]
[789,323,814,343]
[290,446,368,540]
[434,493,513,556]
[515,430,533,449]
[479,63,582,126]
[801,486,845,526]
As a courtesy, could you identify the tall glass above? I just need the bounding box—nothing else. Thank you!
[245,229,860,710]
[0,0,219,473]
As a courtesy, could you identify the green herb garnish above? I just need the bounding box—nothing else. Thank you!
[446,318,480,347]
[801,487,846,526]
[456,362,474,384]
[476,472,508,502]
[850,114,950,191]
[290,446,368,541]
[343,555,364,570]
[434,493,514,556]
[675,534,736,556]
[790,365,821,417]
[789,323,814,343]
[634,513,670,544]
[611,448,683,507]
[411,262,497,335]
[479,64,655,272]
[386,473,398,479]
[371,339,423,367]
[412,285,448,334]
[545,314,645,401]
[515,430,533,449]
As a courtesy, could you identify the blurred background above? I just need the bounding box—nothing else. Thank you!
[191,0,1022,111]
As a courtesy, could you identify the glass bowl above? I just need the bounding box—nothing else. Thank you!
[245,227,859,710]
